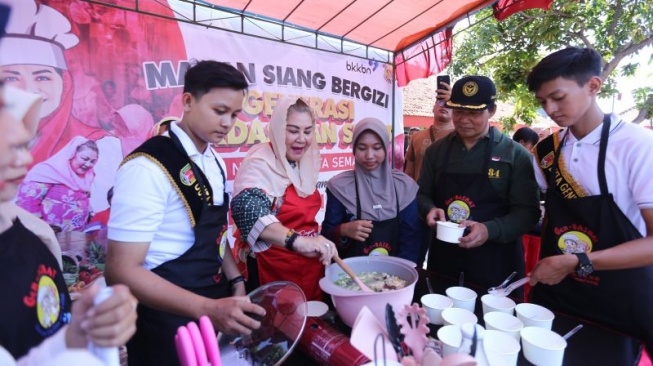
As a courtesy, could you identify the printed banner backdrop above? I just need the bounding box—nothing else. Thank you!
[2,0,403,242]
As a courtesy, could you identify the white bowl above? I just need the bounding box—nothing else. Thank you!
[481,294,516,315]
[441,307,478,326]
[421,293,453,325]
[446,286,477,313]
[301,301,328,317]
[437,324,462,356]
[515,303,554,329]
[319,256,417,327]
[484,329,521,366]
[436,221,465,243]
[521,326,567,366]
[483,311,523,342]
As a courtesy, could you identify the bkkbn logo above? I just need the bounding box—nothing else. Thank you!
[346,61,372,74]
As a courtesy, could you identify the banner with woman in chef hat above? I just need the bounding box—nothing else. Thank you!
[0,0,188,222]
[0,0,398,236]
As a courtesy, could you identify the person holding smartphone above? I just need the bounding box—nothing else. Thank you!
[404,75,455,182]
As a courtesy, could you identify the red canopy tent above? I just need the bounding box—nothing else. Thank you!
[200,0,493,53]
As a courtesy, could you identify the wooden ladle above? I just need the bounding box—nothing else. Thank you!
[333,255,374,293]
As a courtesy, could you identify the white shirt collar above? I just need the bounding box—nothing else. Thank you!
[564,113,622,145]
[168,122,204,158]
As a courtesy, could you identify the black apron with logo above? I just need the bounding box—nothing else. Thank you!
[339,172,400,258]
[0,219,71,359]
[427,128,525,290]
[531,116,653,361]
[127,130,230,366]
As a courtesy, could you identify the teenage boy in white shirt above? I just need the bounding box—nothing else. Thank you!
[527,47,653,362]
[106,61,266,365]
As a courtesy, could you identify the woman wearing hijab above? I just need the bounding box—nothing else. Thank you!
[322,118,421,262]
[16,136,99,232]
[231,98,336,301]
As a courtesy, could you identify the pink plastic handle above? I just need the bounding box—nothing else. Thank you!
[175,326,198,366]
[187,321,208,366]
[199,316,221,366]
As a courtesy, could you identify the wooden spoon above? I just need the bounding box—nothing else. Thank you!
[332,255,374,293]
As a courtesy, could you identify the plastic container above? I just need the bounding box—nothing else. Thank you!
[88,287,119,366]
[298,317,369,366]
[436,221,465,243]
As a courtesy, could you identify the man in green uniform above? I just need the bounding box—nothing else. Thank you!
[417,75,540,292]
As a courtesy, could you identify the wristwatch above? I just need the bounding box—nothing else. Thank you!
[574,252,594,276]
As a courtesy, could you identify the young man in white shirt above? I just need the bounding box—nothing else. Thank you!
[527,47,653,362]
[106,61,265,365]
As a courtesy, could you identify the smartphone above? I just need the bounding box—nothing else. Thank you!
[436,75,451,102]
[436,75,451,89]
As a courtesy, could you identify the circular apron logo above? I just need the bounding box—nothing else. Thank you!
[447,200,471,223]
[558,231,593,254]
[218,229,228,260]
[369,247,389,256]
[37,276,61,329]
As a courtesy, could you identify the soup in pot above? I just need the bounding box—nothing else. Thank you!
[334,271,408,292]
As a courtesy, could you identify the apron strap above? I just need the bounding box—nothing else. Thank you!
[597,114,611,196]
[482,127,495,173]
[355,171,362,219]
[208,148,227,187]
[550,114,611,195]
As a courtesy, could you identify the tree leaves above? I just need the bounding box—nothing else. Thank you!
[450,0,653,129]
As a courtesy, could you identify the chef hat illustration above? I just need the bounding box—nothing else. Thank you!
[0,0,79,69]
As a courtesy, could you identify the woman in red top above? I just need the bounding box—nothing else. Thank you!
[231,98,336,300]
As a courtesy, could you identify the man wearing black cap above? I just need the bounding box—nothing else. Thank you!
[417,75,541,292]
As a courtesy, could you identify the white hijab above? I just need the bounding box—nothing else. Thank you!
[233,97,320,198]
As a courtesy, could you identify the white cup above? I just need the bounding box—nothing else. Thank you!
[436,221,465,243]
[441,307,478,326]
[520,326,567,366]
[481,294,516,316]
[484,329,521,366]
[515,303,555,329]
[421,294,454,325]
[483,311,523,342]
[437,324,462,356]
[445,286,477,313]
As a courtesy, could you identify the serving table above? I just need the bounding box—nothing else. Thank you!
[285,268,645,366]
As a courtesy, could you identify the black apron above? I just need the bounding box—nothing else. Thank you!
[339,171,400,258]
[127,130,230,366]
[427,128,525,290]
[531,116,653,361]
[0,218,71,359]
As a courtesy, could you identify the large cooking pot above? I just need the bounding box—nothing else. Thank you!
[319,256,418,327]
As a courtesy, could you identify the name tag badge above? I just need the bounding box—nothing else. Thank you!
[373,204,383,210]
